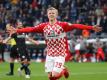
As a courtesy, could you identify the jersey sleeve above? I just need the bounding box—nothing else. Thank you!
[17,23,46,33]
[61,22,93,32]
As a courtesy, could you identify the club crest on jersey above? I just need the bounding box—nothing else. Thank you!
[48,30,56,37]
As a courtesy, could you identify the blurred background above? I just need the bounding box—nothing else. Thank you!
[0,0,107,63]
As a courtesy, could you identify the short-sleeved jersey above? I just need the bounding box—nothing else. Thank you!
[17,21,93,57]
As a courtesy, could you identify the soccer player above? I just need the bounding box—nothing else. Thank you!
[16,34,31,79]
[14,22,31,79]
[10,7,102,80]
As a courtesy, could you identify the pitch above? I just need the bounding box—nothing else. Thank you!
[0,62,107,80]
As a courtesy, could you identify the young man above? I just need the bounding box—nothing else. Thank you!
[11,7,102,80]
[16,32,31,79]
[16,23,31,79]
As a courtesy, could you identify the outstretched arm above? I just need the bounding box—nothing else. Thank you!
[17,27,40,33]
[26,36,39,45]
[9,23,45,34]
[62,22,102,32]
[16,23,46,33]
[72,24,102,32]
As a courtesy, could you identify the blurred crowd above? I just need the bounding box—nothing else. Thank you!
[0,0,107,62]
[69,36,107,62]
[0,0,107,39]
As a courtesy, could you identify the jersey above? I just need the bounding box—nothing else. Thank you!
[11,33,29,58]
[17,21,93,57]
[9,33,18,58]
[9,33,17,47]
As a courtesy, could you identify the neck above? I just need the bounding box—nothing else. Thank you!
[49,19,57,25]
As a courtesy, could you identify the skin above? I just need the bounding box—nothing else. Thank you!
[47,9,58,25]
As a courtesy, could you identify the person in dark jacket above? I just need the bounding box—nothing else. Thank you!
[0,35,6,62]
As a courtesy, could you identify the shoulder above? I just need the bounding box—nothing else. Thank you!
[58,21,72,26]
[39,22,48,26]
[34,22,48,27]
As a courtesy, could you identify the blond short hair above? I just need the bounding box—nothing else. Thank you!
[6,23,12,30]
[47,7,58,14]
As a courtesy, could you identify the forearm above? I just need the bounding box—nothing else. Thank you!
[72,24,93,30]
[17,27,35,33]
[28,38,39,45]
[3,36,11,44]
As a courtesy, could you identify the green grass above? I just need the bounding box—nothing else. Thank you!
[0,62,107,80]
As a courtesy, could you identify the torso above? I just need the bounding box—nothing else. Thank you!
[43,21,69,57]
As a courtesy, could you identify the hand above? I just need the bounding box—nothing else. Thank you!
[8,28,16,37]
[93,25,102,32]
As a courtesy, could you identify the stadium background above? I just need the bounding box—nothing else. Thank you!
[0,0,107,80]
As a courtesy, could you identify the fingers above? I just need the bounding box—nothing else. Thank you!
[93,26,102,32]
[97,27,102,32]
